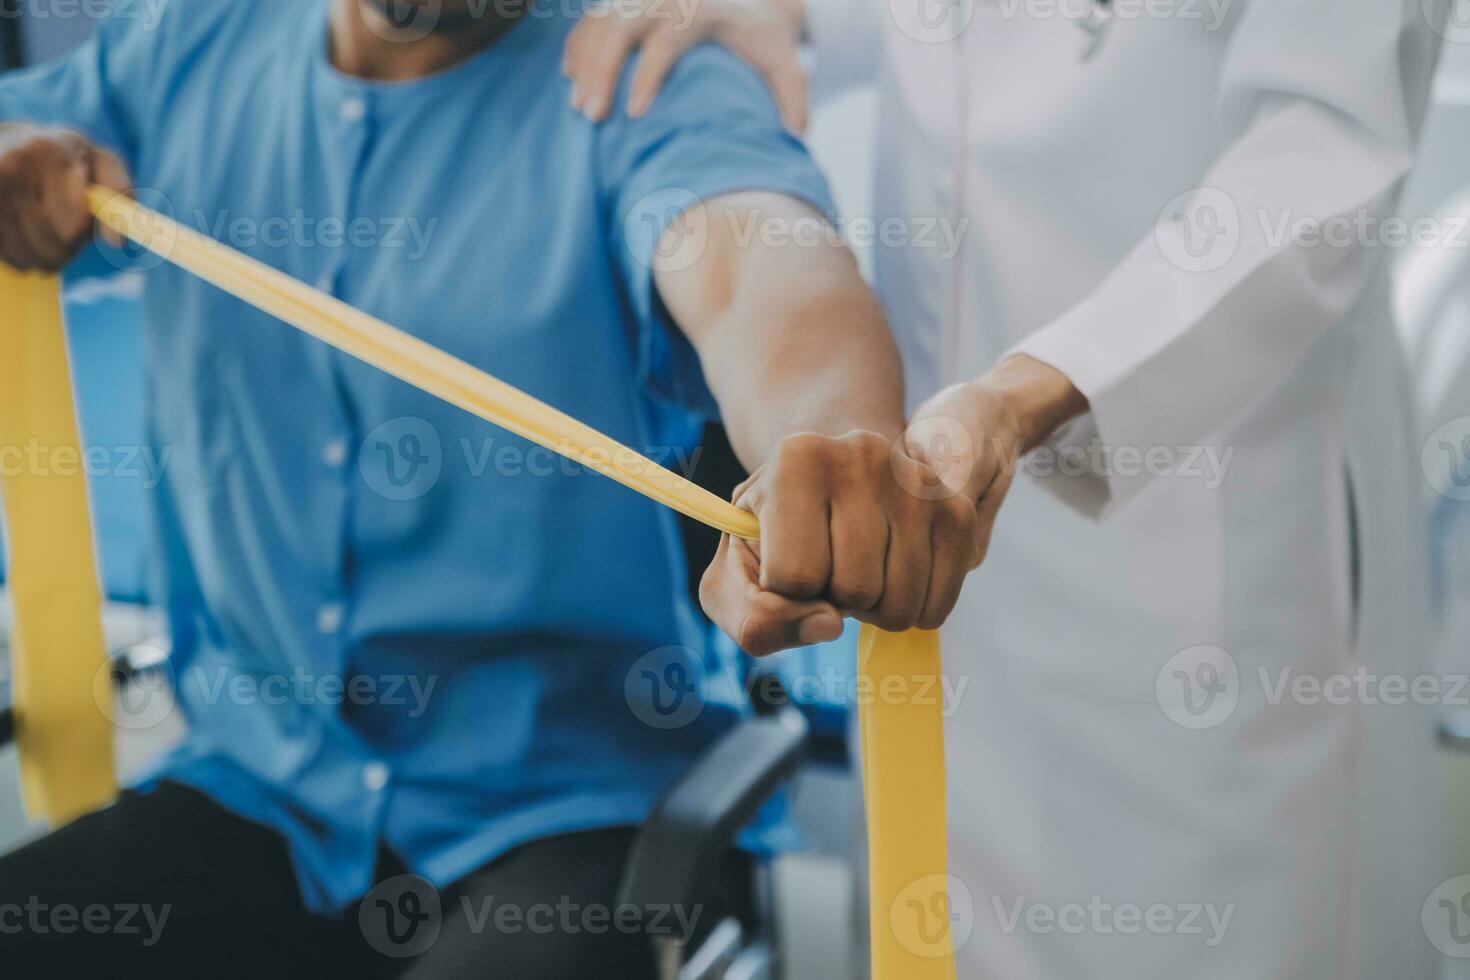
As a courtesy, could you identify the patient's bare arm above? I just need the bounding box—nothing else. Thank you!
[656,192,982,655]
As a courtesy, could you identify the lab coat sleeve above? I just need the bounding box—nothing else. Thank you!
[1010,0,1448,518]
[802,0,884,104]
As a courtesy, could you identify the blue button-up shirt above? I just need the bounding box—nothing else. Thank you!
[0,0,832,912]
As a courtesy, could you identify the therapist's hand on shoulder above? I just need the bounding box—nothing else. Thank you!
[563,0,808,132]
[0,124,131,271]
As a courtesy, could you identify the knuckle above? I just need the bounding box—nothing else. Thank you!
[0,150,29,187]
[765,566,825,599]
[27,136,72,172]
[774,432,832,468]
[916,600,955,632]
[830,579,882,611]
[839,429,891,468]
[871,608,921,634]
[933,496,978,542]
[917,610,946,632]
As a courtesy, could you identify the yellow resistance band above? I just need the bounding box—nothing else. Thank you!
[0,263,117,824]
[3,187,956,976]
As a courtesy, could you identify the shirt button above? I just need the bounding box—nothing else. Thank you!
[339,97,367,124]
[321,438,348,468]
[362,762,390,793]
[316,603,344,635]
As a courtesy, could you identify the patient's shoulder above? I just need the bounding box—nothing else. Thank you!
[100,0,287,57]
[613,42,787,131]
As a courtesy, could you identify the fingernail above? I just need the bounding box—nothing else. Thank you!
[798,612,842,645]
[568,84,583,110]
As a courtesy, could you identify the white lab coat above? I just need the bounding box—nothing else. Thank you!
[805,1,1449,975]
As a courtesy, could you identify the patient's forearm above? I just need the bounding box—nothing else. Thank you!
[661,192,980,646]
[655,192,905,470]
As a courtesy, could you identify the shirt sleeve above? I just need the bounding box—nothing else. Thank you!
[1010,0,1447,518]
[0,11,166,171]
[599,44,837,418]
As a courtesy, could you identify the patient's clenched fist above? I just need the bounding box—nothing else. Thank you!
[700,429,983,657]
[0,124,131,272]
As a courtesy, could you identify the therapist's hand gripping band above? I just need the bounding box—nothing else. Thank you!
[0,187,957,979]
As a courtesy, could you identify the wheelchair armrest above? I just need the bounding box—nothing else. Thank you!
[618,704,808,936]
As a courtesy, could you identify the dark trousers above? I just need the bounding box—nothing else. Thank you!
[0,782,749,978]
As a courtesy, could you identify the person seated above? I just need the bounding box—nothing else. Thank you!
[0,0,980,975]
